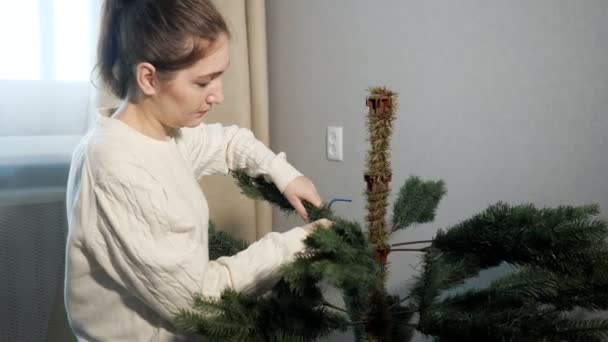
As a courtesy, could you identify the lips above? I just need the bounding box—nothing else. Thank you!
[195,109,209,117]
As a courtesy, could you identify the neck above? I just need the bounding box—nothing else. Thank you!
[111,99,176,141]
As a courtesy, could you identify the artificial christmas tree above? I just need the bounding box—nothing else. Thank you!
[175,87,608,341]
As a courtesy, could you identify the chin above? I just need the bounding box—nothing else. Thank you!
[184,117,205,128]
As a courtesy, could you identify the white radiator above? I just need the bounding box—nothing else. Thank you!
[0,135,81,342]
[0,188,67,342]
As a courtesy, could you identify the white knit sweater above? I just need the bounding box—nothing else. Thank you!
[64,113,309,341]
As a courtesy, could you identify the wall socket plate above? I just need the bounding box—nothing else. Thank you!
[327,126,343,161]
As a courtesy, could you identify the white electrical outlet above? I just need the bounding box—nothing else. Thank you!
[327,126,343,161]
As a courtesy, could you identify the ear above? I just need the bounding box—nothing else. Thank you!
[135,62,157,96]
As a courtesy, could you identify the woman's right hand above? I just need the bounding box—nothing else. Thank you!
[302,218,333,234]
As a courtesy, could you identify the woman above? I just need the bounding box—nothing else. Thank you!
[64,0,329,340]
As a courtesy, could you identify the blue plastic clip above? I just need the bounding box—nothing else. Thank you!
[328,198,352,208]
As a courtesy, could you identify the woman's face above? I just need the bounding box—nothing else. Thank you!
[153,33,230,129]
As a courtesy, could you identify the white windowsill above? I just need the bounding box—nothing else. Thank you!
[0,135,83,203]
[0,135,83,166]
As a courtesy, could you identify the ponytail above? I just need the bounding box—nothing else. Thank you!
[96,0,131,98]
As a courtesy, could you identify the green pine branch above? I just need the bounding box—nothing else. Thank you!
[391,176,447,231]
[231,170,334,221]
[176,157,608,342]
[547,318,608,341]
[176,171,377,341]
[432,202,608,275]
[208,221,249,260]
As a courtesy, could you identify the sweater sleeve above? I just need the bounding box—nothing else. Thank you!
[181,123,302,192]
[88,169,308,322]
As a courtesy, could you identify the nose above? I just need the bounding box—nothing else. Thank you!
[206,78,224,105]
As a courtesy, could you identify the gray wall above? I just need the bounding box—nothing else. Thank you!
[266,0,608,341]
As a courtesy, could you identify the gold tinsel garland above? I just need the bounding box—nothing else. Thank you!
[364,87,398,275]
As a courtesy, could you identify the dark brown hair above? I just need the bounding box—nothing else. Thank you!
[97,0,230,99]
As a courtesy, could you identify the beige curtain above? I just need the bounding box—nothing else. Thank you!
[47,1,271,340]
[203,0,272,242]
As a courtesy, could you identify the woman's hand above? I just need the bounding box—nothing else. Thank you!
[283,176,323,223]
[302,218,334,234]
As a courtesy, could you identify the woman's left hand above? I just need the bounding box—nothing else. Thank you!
[283,176,323,223]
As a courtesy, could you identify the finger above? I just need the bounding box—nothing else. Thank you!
[291,198,309,223]
[303,188,323,208]
[308,191,323,208]
[314,218,333,229]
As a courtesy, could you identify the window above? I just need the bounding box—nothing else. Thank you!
[0,0,101,138]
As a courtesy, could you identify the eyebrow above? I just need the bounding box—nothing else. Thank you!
[195,61,231,81]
